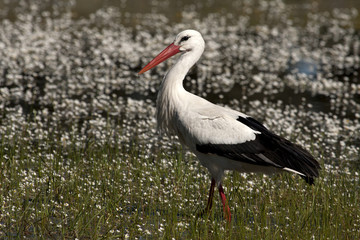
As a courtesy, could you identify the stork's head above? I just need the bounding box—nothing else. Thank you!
[139,29,205,74]
[174,29,205,53]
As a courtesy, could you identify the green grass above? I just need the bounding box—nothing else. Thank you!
[0,128,359,239]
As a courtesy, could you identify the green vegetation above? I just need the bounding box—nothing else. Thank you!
[1,127,359,239]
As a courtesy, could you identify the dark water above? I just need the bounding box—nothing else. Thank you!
[1,0,360,27]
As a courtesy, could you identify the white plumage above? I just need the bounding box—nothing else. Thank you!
[139,29,320,222]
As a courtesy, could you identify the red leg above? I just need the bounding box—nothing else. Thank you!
[205,178,216,212]
[218,183,231,222]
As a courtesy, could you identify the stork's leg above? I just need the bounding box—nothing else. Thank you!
[199,178,216,217]
[218,183,231,222]
[205,178,216,212]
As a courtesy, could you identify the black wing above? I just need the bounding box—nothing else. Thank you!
[196,116,321,184]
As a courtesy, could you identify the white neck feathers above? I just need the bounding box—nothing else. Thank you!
[156,46,204,134]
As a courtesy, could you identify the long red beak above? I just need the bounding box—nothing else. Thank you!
[138,43,181,74]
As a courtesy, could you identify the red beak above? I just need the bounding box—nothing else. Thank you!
[138,43,181,74]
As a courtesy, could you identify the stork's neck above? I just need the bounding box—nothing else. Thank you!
[164,50,202,89]
[156,48,203,133]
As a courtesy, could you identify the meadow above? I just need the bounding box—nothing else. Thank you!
[1,0,359,239]
[1,128,360,239]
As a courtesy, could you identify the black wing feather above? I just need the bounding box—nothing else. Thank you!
[196,116,321,184]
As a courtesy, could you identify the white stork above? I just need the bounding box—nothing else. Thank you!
[138,29,320,222]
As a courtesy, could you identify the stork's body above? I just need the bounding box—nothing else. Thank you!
[139,30,320,222]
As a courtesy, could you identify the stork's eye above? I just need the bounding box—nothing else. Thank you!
[180,35,190,42]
